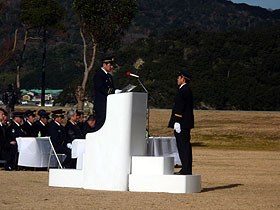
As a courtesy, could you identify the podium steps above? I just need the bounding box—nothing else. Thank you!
[129,156,201,193]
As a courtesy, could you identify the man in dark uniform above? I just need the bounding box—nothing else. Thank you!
[5,112,25,170]
[82,114,96,136]
[33,111,50,137]
[0,108,7,161]
[93,56,116,131]
[22,110,37,137]
[76,110,85,131]
[65,110,84,148]
[47,109,76,168]
[168,69,194,175]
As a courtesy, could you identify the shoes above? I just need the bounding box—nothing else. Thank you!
[174,171,192,175]
[5,166,16,171]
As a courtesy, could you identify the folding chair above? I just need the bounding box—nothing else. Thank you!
[47,137,65,170]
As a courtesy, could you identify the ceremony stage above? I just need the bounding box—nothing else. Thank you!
[49,92,201,193]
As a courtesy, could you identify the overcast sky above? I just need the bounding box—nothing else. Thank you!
[231,0,280,10]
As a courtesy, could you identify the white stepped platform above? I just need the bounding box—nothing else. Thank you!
[129,156,201,193]
[131,156,174,175]
[49,169,84,188]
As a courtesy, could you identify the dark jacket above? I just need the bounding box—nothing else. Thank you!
[0,123,7,158]
[82,122,95,136]
[48,121,67,150]
[168,83,194,129]
[65,121,84,144]
[93,68,115,114]
[22,120,37,137]
[6,121,26,143]
[33,120,49,137]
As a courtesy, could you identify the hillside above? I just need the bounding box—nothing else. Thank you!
[128,0,280,40]
[0,0,280,110]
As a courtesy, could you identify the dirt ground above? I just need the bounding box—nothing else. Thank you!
[1,148,279,210]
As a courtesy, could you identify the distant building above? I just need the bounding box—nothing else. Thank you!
[21,89,63,106]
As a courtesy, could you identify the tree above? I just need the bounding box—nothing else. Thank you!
[0,1,18,67]
[20,0,64,106]
[73,0,137,110]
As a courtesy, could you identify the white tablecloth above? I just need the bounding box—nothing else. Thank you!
[16,137,52,168]
[72,139,86,170]
[146,137,181,165]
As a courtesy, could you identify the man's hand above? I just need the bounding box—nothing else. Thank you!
[115,89,122,94]
[174,122,181,133]
[67,143,72,149]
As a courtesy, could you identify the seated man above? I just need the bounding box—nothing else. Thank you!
[0,108,7,162]
[5,112,25,171]
[33,111,50,137]
[22,110,37,137]
[82,114,96,137]
[65,110,84,148]
[76,110,85,131]
[47,109,76,168]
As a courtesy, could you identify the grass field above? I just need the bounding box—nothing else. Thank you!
[149,109,280,151]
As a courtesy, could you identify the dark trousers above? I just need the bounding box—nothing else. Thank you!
[174,129,192,175]
[5,144,18,169]
[55,145,76,169]
[94,109,106,131]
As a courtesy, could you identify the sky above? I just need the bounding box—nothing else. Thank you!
[231,0,280,10]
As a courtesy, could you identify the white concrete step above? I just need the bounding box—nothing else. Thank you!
[49,169,84,188]
[129,174,201,193]
[131,156,174,175]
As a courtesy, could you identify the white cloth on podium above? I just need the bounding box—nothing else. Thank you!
[146,137,181,165]
[72,139,86,169]
[16,137,53,167]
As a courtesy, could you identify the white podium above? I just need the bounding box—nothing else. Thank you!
[49,92,201,193]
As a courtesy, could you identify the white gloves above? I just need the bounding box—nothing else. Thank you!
[67,143,72,149]
[174,122,181,133]
[115,89,122,94]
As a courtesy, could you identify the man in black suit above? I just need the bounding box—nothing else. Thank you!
[48,109,75,168]
[82,114,96,136]
[22,110,37,137]
[65,110,84,148]
[0,108,7,161]
[168,69,194,175]
[93,56,116,131]
[33,111,50,137]
[5,112,25,170]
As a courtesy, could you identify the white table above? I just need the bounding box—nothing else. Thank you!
[146,137,181,165]
[72,139,86,170]
[16,137,53,168]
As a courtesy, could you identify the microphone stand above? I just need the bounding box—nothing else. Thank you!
[137,78,150,139]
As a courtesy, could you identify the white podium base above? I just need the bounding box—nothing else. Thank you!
[129,174,201,193]
[49,169,84,188]
[129,156,201,193]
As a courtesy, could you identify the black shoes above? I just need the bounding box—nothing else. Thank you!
[174,171,192,175]
[5,166,16,171]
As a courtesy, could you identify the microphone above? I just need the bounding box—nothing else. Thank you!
[126,72,139,78]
